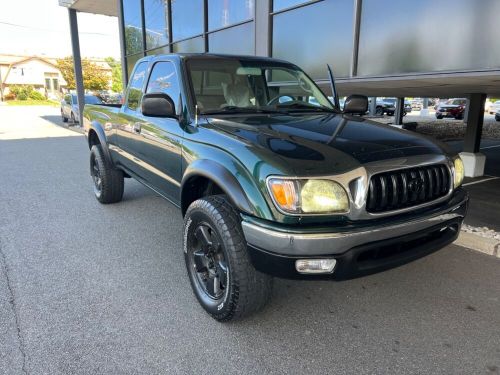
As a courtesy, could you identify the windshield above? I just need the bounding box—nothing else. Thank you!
[446,99,466,106]
[72,95,103,105]
[186,58,335,115]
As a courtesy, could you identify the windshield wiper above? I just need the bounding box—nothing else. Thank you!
[276,102,337,113]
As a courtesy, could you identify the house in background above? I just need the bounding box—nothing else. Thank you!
[0,54,112,100]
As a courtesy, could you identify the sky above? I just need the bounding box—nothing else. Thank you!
[0,0,120,58]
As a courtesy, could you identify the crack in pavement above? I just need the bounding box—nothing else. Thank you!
[0,240,28,375]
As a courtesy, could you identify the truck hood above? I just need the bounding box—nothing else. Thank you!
[205,113,450,175]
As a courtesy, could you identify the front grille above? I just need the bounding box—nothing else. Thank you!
[366,164,451,213]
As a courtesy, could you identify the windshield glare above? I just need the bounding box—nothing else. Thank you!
[186,59,334,114]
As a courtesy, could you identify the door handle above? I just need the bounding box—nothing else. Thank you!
[133,122,141,133]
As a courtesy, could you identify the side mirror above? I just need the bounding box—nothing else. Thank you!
[343,94,368,114]
[141,92,176,118]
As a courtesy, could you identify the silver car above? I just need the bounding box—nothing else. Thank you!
[61,94,102,123]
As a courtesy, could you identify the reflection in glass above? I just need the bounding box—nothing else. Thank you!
[126,53,144,81]
[146,62,181,108]
[272,0,353,79]
[146,45,171,56]
[209,23,254,55]
[171,0,204,41]
[127,60,149,110]
[208,0,254,30]
[123,0,143,55]
[358,0,500,75]
[144,0,169,50]
[273,0,307,12]
[172,36,205,53]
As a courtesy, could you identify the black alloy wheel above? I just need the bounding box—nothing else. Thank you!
[90,152,103,197]
[189,222,228,300]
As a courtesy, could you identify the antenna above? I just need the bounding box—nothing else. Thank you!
[327,64,340,110]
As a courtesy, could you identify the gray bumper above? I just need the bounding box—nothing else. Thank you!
[242,190,468,257]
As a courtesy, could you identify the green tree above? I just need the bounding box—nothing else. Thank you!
[57,57,109,91]
[104,57,123,93]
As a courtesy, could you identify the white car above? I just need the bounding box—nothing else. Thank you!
[489,100,500,115]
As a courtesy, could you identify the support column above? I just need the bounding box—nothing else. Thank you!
[68,9,85,126]
[369,97,377,116]
[255,0,271,56]
[460,93,487,177]
[394,97,404,125]
[421,97,429,116]
[117,0,128,88]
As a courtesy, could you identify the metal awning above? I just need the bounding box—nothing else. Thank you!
[58,0,117,17]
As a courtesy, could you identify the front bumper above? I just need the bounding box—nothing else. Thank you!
[242,189,468,279]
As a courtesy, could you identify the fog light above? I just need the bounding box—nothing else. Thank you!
[295,259,337,274]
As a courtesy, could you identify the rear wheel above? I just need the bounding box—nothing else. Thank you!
[184,195,272,322]
[375,107,384,116]
[61,110,68,123]
[90,145,124,204]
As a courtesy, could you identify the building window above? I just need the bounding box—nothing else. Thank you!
[146,45,171,56]
[144,0,169,50]
[273,0,309,12]
[208,0,254,31]
[126,53,144,81]
[208,22,254,55]
[123,0,144,55]
[272,0,353,79]
[172,36,205,53]
[171,0,204,42]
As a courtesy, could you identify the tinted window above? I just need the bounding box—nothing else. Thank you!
[208,0,254,30]
[172,36,205,53]
[273,0,308,11]
[272,0,353,79]
[127,61,148,110]
[146,61,180,109]
[144,0,169,49]
[171,0,203,41]
[358,0,500,75]
[123,0,143,55]
[208,22,254,55]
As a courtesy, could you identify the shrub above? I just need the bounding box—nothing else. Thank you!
[4,93,16,101]
[17,92,28,100]
[29,91,46,100]
[9,85,22,96]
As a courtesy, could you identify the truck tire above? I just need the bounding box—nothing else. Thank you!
[61,110,68,123]
[184,195,272,321]
[375,107,384,116]
[90,145,124,204]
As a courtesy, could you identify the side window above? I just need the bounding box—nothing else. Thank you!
[127,62,148,110]
[146,62,180,109]
[64,95,71,104]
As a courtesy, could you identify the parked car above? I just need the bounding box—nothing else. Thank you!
[489,100,500,115]
[435,98,467,120]
[61,94,102,123]
[411,99,423,110]
[368,98,396,116]
[82,54,468,321]
[382,98,411,116]
[495,110,500,121]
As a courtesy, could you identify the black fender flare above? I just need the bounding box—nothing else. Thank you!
[181,159,257,216]
[88,122,113,165]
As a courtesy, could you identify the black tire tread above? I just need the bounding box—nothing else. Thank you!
[185,195,272,321]
[90,145,124,204]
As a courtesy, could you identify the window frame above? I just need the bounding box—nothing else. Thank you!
[145,59,181,110]
[125,60,150,111]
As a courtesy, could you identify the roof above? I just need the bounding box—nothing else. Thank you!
[59,0,117,17]
[0,54,112,71]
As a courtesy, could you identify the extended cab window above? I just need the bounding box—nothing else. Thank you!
[127,62,148,110]
[146,61,180,109]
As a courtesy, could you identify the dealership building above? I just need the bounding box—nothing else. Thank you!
[59,0,500,176]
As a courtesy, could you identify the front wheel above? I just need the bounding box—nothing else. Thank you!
[184,195,272,322]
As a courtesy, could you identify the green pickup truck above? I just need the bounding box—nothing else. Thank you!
[83,54,468,321]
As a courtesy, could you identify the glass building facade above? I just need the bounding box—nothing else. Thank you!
[120,0,500,86]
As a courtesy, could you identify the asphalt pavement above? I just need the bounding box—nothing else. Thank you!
[0,106,499,374]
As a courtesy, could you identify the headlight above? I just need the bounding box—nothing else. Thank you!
[453,157,464,188]
[267,178,349,214]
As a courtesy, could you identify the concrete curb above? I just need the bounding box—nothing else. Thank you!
[454,231,500,257]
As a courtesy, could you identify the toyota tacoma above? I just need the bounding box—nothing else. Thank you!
[83,54,468,321]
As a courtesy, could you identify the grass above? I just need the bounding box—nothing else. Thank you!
[6,99,59,107]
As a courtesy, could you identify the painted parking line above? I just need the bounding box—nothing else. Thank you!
[463,176,500,187]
